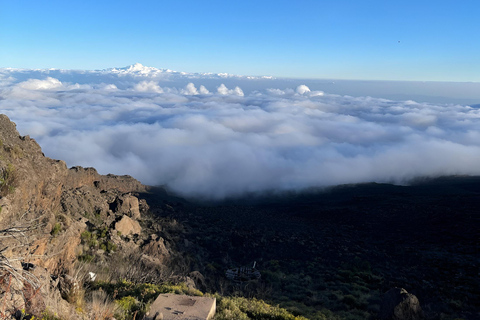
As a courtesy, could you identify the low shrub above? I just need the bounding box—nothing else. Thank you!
[50,223,62,237]
[0,163,16,197]
[115,296,142,320]
[212,294,310,320]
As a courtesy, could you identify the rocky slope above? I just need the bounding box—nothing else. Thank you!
[0,114,179,318]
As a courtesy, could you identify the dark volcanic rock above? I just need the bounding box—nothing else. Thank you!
[380,288,424,320]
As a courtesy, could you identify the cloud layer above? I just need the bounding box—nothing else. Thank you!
[1,66,480,199]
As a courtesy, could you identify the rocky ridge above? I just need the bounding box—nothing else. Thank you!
[0,114,178,318]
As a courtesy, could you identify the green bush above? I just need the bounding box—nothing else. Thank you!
[51,223,62,237]
[213,295,310,320]
[115,296,141,320]
[81,230,92,242]
[40,309,63,320]
[106,241,117,253]
[94,280,203,305]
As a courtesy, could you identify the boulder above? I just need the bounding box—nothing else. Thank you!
[380,288,424,320]
[115,215,142,236]
[110,194,141,219]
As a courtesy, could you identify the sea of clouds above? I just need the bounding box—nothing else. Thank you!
[1,64,480,199]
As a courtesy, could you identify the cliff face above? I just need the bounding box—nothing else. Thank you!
[0,114,149,268]
[0,114,173,318]
[0,114,146,222]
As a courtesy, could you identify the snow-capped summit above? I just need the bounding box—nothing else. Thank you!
[126,62,151,72]
[126,63,165,74]
[0,64,274,83]
[105,64,273,80]
[109,63,167,76]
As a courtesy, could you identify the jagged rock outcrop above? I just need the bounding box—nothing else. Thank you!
[0,114,147,266]
[380,288,425,320]
[110,193,141,219]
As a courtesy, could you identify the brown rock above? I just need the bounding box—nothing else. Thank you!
[110,194,141,219]
[115,215,142,236]
[31,220,86,273]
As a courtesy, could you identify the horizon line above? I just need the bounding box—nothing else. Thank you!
[1,63,479,85]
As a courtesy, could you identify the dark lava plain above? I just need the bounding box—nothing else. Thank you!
[140,176,480,320]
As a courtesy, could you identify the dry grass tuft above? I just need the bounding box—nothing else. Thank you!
[88,290,117,320]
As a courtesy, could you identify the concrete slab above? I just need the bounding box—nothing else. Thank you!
[145,294,216,320]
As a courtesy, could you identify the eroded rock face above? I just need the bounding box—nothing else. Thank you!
[0,115,68,225]
[29,220,87,273]
[61,186,111,219]
[380,288,425,320]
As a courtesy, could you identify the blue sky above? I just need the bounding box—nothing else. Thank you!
[1,0,479,81]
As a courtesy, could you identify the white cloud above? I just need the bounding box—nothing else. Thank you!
[199,85,210,94]
[296,85,311,94]
[2,67,480,199]
[217,84,244,96]
[233,86,244,96]
[217,84,230,95]
[309,90,324,97]
[18,77,63,90]
[133,80,163,93]
[181,83,199,95]
[101,83,118,91]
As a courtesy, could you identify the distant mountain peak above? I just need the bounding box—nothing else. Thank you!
[104,63,274,80]
[130,62,146,70]
[109,63,166,76]
[0,64,274,81]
